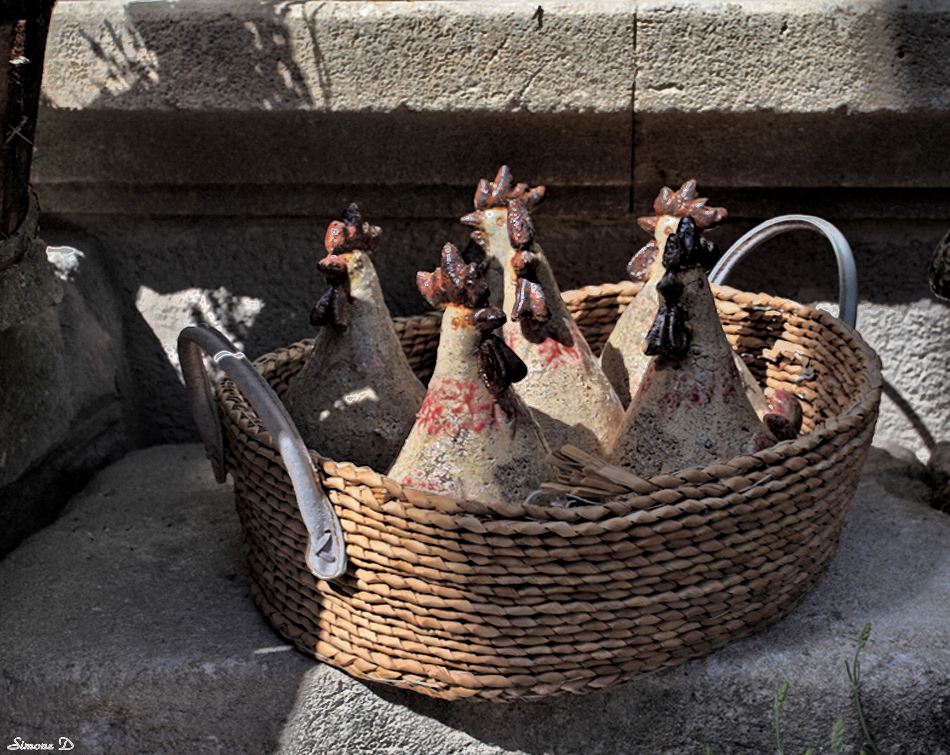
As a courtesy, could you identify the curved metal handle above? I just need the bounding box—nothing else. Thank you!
[177,324,347,580]
[709,215,858,327]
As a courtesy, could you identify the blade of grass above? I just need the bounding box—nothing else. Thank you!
[830,717,845,754]
[846,623,881,755]
[773,682,788,755]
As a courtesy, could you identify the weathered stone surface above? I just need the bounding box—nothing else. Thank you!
[0,445,311,754]
[1,443,948,754]
[0,236,61,332]
[43,1,950,116]
[31,109,634,219]
[636,0,950,114]
[44,1,634,114]
[0,238,127,555]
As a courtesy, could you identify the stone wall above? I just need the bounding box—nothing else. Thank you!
[3,0,948,550]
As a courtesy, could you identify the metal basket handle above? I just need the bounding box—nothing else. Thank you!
[177,324,347,580]
[709,215,858,328]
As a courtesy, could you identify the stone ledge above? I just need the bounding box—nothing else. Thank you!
[636,0,950,114]
[1,444,948,753]
[44,0,634,114]
[43,1,950,115]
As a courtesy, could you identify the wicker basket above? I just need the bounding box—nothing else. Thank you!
[216,281,882,701]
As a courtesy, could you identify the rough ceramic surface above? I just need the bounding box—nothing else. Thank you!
[600,222,672,407]
[501,251,624,456]
[461,168,623,456]
[608,264,776,475]
[389,303,552,503]
[601,181,729,407]
[282,225,425,471]
[389,244,552,503]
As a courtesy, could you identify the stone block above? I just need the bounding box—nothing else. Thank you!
[43,1,634,114]
[1,444,949,753]
[635,0,950,115]
[0,236,128,555]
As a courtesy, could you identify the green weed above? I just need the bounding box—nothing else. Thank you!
[705,623,877,754]
[845,623,881,755]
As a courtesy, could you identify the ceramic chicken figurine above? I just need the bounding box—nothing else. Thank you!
[281,205,426,471]
[607,213,803,476]
[388,242,554,503]
[601,181,803,432]
[601,180,730,406]
[458,165,545,308]
[460,166,624,456]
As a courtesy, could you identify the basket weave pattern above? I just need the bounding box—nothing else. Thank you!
[217,282,881,701]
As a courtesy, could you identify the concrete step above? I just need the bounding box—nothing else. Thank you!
[1,443,948,754]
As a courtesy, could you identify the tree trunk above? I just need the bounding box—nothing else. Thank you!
[0,0,56,271]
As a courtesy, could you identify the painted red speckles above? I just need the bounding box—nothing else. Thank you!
[721,367,739,406]
[507,319,588,371]
[536,337,585,371]
[414,377,509,436]
[632,361,655,398]
[397,468,456,495]
[686,380,712,408]
[663,371,713,412]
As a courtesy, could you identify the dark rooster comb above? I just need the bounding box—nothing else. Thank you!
[417,242,528,395]
[638,180,728,233]
[324,203,382,254]
[627,180,727,283]
[472,165,545,211]
[416,242,490,311]
[460,166,545,251]
[310,204,383,328]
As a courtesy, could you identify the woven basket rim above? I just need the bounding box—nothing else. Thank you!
[226,282,882,527]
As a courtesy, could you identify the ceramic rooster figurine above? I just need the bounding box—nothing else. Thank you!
[388,242,553,503]
[607,210,800,476]
[460,166,624,456]
[602,181,802,427]
[601,180,733,407]
[281,205,426,471]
